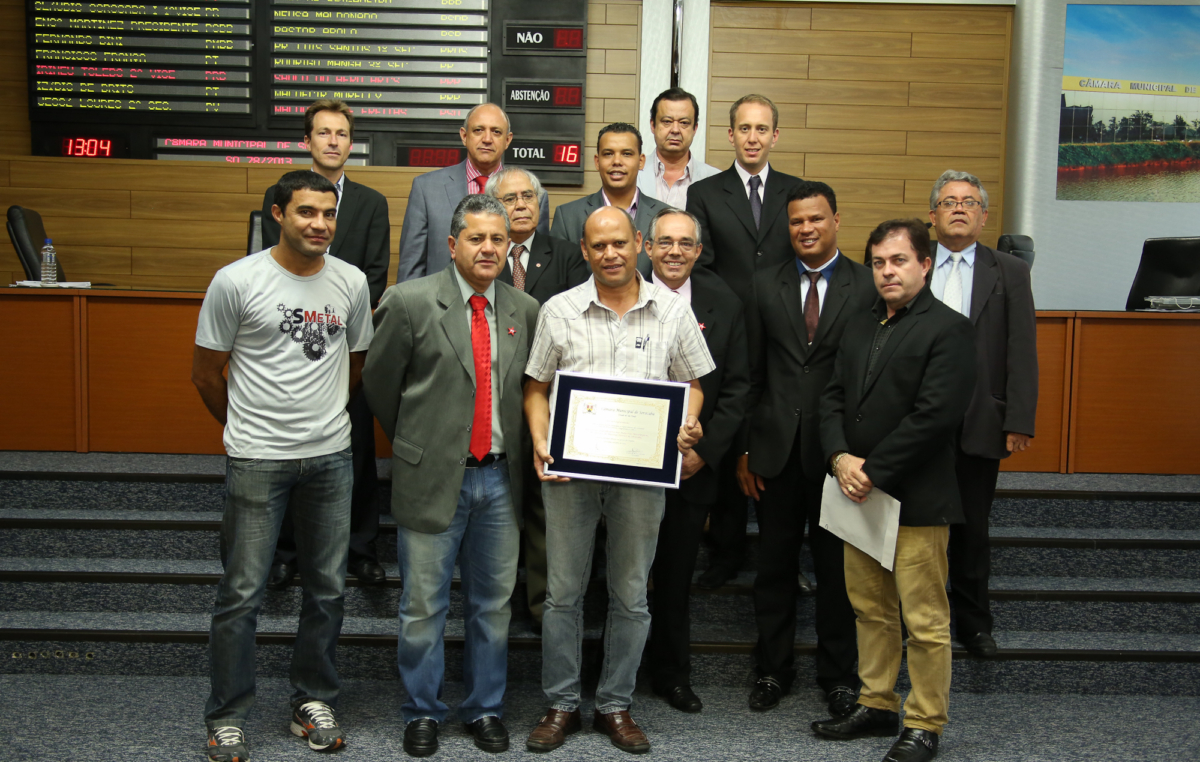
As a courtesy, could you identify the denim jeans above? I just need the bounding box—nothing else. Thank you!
[541,479,665,713]
[204,448,353,729]
[396,458,519,724]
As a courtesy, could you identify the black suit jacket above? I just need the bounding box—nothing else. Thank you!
[820,287,976,526]
[497,233,590,306]
[638,264,751,504]
[744,253,877,481]
[261,175,391,308]
[687,164,803,307]
[927,242,1038,460]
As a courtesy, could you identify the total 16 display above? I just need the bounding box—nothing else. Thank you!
[26,0,588,185]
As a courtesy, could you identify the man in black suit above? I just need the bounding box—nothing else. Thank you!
[813,219,975,762]
[640,207,750,714]
[927,170,1037,659]
[260,98,391,587]
[737,182,875,717]
[686,94,803,589]
[484,165,590,630]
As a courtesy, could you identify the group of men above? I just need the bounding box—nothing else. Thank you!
[192,90,1037,762]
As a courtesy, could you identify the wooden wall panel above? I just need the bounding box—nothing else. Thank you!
[709,2,1011,250]
[1001,316,1072,473]
[0,294,77,450]
[0,0,638,293]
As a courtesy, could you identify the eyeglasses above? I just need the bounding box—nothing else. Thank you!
[499,191,537,206]
[654,238,697,252]
[936,199,983,210]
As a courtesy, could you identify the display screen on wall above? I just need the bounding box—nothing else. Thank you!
[1058,5,1200,201]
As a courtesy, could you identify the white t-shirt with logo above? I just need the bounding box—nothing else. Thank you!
[196,249,374,459]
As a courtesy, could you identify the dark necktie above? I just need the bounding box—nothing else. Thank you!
[748,175,762,229]
[805,271,821,343]
[468,295,492,460]
[511,244,527,291]
[474,175,488,193]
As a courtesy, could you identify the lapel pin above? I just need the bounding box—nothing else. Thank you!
[536,263,542,267]
[698,322,706,331]
[508,327,517,336]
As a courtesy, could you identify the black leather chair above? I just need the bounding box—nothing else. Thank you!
[6,205,64,281]
[997,234,1036,269]
[1125,237,1200,311]
[247,210,264,257]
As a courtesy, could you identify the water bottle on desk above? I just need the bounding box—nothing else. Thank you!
[40,239,57,286]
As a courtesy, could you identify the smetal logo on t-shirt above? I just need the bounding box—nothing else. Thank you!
[276,303,344,361]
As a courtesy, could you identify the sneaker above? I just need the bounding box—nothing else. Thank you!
[290,700,346,752]
[207,726,249,762]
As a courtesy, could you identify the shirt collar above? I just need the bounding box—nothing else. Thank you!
[871,294,914,324]
[650,271,692,303]
[451,263,497,307]
[575,270,659,317]
[464,158,502,186]
[796,251,840,282]
[936,241,977,268]
[311,168,344,196]
[653,152,694,180]
[508,232,534,256]
[601,188,640,217]
[734,160,770,191]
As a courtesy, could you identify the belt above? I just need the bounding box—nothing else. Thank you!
[465,453,506,468]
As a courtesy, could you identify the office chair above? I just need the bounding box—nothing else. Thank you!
[1125,237,1200,311]
[247,210,264,257]
[997,234,1036,269]
[6,205,64,281]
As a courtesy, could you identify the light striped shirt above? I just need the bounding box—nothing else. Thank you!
[525,271,715,383]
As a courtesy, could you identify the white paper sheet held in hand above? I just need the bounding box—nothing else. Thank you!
[819,475,901,572]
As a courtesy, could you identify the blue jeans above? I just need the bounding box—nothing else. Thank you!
[541,480,665,713]
[396,458,519,724]
[205,448,353,729]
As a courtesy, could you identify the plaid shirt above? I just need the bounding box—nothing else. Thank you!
[525,272,715,383]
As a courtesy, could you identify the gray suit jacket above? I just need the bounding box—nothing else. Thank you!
[395,159,551,282]
[362,267,541,533]
[549,190,669,271]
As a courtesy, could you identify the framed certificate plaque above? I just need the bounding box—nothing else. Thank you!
[544,371,691,488]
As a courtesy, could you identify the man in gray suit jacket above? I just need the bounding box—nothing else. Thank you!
[362,195,541,758]
[396,103,550,282]
[927,170,1037,660]
[550,123,668,270]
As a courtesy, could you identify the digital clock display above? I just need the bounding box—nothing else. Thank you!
[62,137,114,158]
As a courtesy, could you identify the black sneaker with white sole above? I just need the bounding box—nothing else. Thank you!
[291,700,346,752]
[207,725,249,762]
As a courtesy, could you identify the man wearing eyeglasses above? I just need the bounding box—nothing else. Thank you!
[637,88,722,208]
[639,208,750,714]
[927,170,1038,660]
[485,166,590,633]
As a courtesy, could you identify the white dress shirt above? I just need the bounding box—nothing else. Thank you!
[733,161,770,203]
[508,234,533,274]
[932,242,977,317]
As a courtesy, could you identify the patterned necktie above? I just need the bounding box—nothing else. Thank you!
[943,251,964,314]
[468,294,492,461]
[474,175,488,193]
[511,244,527,291]
[805,271,821,343]
[748,175,763,229]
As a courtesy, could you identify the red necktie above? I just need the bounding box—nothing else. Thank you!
[474,175,488,193]
[511,244,527,291]
[468,295,492,460]
[805,271,821,343]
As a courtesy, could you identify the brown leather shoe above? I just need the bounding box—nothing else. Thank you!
[525,708,581,752]
[592,710,650,754]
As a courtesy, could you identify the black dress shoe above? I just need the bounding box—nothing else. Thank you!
[349,558,386,586]
[883,728,939,762]
[962,632,998,658]
[464,716,509,753]
[266,561,297,590]
[797,571,817,596]
[655,684,703,713]
[403,718,438,757]
[811,705,900,740]
[696,565,736,590]
[826,686,858,718]
[747,677,785,711]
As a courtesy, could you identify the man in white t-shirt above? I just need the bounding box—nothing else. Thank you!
[192,170,373,762]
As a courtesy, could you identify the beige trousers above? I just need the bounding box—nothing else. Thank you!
[843,525,952,734]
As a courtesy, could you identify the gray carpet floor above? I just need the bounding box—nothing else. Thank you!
[3,675,1198,761]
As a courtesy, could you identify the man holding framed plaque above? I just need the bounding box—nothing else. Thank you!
[522,206,714,754]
